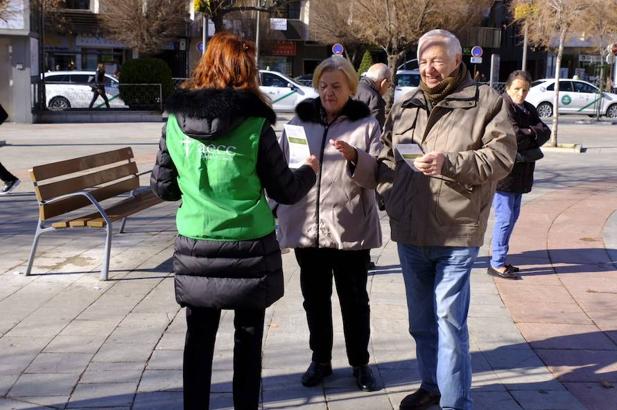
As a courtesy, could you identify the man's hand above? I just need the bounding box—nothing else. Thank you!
[329,139,358,163]
[414,152,445,176]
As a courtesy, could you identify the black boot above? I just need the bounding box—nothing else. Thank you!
[399,388,441,410]
[353,365,378,391]
[301,361,332,387]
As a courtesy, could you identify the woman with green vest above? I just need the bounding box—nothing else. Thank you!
[150,32,318,410]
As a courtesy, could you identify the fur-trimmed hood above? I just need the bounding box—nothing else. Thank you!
[295,97,371,124]
[165,88,276,141]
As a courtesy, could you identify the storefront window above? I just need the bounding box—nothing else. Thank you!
[260,56,292,76]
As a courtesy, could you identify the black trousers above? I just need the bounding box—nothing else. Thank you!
[0,162,17,183]
[89,87,110,109]
[183,306,265,410]
[295,248,371,366]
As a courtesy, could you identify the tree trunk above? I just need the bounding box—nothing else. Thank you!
[550,29,566,147]
[212,13,224,32]
[384,52,405,111]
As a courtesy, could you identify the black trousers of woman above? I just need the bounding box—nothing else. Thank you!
[183,306,265,410]
[295,248,371,366]
[89,87,110,109]
[0,162,17,183]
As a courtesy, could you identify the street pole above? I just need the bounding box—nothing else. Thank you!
[522,21,528,72]
[202,14,208,55]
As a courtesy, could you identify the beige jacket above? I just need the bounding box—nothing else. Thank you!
[370,77,516,247]
[276,98,383,250]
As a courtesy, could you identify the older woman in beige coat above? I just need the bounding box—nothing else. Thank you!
[276,56,382,392]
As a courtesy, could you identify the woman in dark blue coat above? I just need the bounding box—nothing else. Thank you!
[488,70,551,279]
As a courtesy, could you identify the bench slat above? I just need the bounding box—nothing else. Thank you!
[39,176,140,221]
[30,148,134,181]
[36,162,138,201]
[61,190,162,228]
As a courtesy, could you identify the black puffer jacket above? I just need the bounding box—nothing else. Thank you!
[151,88,316,309]
[497,94,551,194]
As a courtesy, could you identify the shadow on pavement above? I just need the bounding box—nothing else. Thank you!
[475,247,617,276]
[10,330,616,409]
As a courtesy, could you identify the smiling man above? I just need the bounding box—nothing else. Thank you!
[374,30,517,410]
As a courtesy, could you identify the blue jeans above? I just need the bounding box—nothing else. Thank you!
[490,191,522,269]
[397,244,479,410]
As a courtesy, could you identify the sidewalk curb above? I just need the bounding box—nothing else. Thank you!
[542,143,583,153]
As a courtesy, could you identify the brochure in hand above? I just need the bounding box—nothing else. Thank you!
[284,124,311,169]
[396,143,424,171]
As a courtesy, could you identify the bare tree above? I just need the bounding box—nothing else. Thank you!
[311,0,491,103]
[581,0,617,94]
[194,0,294,33]
[0,0,11,22]
[510,0,591,146]
[99,0,188,55]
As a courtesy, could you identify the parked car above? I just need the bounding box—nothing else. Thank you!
[259,70,318,111]
[44,71,127,110]
[526,78,617,118]
[294,74,313,87]
[393,69,420,103]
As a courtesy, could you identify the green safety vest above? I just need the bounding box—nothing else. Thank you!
[165,114,274,241]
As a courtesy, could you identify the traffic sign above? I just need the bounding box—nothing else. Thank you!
[470,56,482,64]
[332,43,344,55]
[471,46,483,57]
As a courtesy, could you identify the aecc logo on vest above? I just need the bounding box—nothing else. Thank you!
[183,137,237,160]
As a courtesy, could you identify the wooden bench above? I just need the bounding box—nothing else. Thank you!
[26,147,163,280]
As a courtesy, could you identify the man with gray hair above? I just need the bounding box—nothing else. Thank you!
[355,62,392,128]
[382,28,515,410]
[332,29,516,409]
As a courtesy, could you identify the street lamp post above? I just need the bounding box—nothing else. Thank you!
[522,20,528,72]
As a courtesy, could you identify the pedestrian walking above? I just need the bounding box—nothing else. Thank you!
[88,63,110,109]
[335,29,516,410]
[488,70,551,280]
[150,31,318,410]
[0,103,20,195]
[276,55,382,392]
[0,162,20,194]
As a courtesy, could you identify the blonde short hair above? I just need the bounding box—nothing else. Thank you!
[312,56,359,95]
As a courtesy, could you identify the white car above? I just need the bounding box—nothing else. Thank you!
[526,78,617,118]
[44,71,127,110]
[394,69,420,103]
[259,70,318,111]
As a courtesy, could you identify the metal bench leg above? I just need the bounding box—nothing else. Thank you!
[26,221,53,276]
[101,222,112,281]
[119,217,128,233]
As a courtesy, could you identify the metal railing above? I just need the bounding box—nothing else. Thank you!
[32,81,163,112]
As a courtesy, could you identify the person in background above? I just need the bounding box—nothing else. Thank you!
[355,62,392,218]
[488,70,550,280]
[150,32,318,410]
[0,104,19,195]
[0,162,19,195]
[276,55,382,392]
[89,63,110,109]
[355,62,392,128]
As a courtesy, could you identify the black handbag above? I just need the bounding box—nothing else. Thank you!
[0,103,8,125]
[519,147,544,162]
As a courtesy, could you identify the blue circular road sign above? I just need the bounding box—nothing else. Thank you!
[332,43,345,55]
[471,46,483,57]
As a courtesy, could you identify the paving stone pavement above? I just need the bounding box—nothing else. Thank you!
[0,119,616,409]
